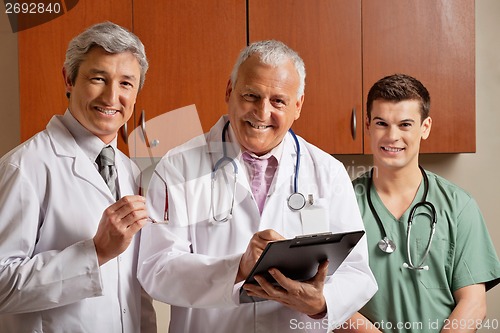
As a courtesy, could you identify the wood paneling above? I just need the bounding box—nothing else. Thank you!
[362,0,475,153]
[249,0,363,154]
[17,0,475,155]
[132,0,247,138]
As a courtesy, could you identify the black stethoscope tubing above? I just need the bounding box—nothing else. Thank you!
[367,166,438,270]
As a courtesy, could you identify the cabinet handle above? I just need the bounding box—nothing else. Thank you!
[351,107,357,140]
[140,110,156,163]
[120,121,128,144]
[140,110,148,146]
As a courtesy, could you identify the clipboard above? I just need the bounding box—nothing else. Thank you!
[239,230,365,303]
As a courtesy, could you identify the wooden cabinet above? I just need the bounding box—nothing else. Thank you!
[18,0,475,155]
[249,0,475,154]
[362,0,475,153]
[130,0,246,158]
[249,0,363,154]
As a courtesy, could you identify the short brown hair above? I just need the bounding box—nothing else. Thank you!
[366,74,430,123]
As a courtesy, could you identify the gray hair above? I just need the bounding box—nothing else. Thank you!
[64,21,148,90]
[230,40,306,99]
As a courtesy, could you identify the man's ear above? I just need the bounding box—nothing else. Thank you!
[421,116,432,140]
[225,79,233,103]
[62,67,73,98]
[365,116,371,134]
[294,95,304,120]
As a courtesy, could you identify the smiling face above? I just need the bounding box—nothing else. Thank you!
[367,99,432,171]
[225,55,304,156]
[63,47,141,144]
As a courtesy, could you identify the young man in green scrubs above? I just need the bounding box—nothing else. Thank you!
[336,74,500,333]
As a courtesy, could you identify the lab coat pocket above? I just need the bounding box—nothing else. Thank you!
[300,197,329,235]
[416,237,451,289]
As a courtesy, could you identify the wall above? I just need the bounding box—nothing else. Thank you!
[0,7,19,156]
[1,1,499,332]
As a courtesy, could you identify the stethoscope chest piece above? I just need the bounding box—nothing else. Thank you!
[378,236,396,254]
[288,192,306,211]
[367,166,437,270]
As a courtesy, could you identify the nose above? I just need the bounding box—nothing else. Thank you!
[101,82,119,105]
[254,99,272,121]
[387,125,400,141]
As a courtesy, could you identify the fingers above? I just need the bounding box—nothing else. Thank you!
[236,229,284,283]
[242,261,329,315]
[250,229,285,255]
[94,195,149,266]
[253,274,289,299]
[111,195,147,219]
[104,195,148,228]
[257,229,285,242]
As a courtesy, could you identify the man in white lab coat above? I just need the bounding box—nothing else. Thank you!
[140,40,377,332]
[0,22,156,332]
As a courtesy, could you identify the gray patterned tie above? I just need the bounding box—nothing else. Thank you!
[96,146,118,200]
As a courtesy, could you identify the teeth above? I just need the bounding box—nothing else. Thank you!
[97,107,117,115]
[249,122,269,129]
[382,147,403,152]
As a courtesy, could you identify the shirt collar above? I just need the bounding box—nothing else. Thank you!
[60,109,118,164]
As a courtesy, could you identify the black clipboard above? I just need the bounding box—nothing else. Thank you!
[239,230,365,303]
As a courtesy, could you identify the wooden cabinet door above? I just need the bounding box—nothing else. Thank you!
[249,0,363,154]
[131,0,247,158]
[362,0,475,153]
[18,0,133,147]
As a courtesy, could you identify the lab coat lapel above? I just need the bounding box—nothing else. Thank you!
[46,116,118,200]
[205,116,252,195]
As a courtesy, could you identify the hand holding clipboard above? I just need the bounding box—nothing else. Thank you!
[239,230,365,303]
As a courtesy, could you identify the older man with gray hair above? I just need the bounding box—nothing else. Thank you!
[139,40,376,332]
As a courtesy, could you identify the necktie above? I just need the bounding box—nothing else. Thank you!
[96,146,118,200]
[242,152,276,214]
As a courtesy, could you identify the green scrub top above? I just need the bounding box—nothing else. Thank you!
[352,170,500,333]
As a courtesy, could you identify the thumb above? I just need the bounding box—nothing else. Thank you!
[311,260,329,287]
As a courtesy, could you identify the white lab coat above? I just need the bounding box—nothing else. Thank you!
[138,116,377,332]
[0,114,156,332]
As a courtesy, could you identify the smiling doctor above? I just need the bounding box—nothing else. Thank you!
[0,22,156,332]
[138,40,377,333]
[336,74,500,333]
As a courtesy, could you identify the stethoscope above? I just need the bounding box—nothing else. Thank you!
[367,166,437,270]
[210,120,305,224]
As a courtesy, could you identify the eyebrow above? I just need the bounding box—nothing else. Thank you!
[88,69,108,75]
[88,69,138,81]
[273,94,290,101]
[242,86,290,100]
[373,116,415,123]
